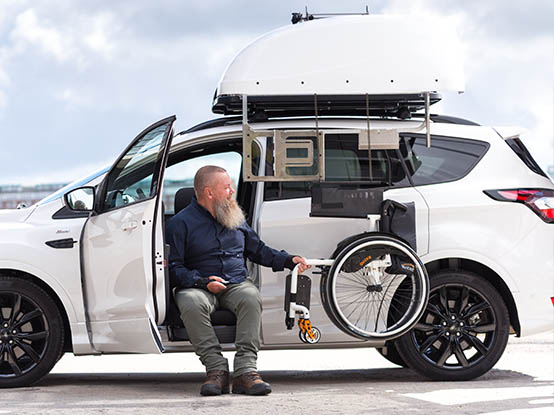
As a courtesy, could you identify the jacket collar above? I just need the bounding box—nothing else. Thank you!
[190,197,215,220]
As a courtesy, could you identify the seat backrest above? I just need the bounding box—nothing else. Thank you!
[325,148,362,181]
[174,187,195,214]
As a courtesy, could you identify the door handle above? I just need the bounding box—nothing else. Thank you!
[122,221,138,231]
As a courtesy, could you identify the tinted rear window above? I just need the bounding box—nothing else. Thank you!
[400,135,489,186]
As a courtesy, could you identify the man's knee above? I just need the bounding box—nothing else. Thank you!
[175,289,214,316]
[236,286,262,312]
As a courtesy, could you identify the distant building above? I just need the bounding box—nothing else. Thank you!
[0,183,67,209]
[0,179,191,211]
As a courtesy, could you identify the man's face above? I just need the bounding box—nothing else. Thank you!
[209,172,234,203]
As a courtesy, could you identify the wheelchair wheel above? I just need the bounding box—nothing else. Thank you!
[321,234,429,341]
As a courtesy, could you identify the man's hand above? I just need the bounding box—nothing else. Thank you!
[292,256,311,274]
[206,276,227,294]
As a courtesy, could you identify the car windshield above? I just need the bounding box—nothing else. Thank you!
[37,166,110,206]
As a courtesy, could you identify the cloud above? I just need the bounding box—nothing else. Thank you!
[84,13,118,58]
[382,0,553,169]
[11,9,76,63]
[0,0,551,187]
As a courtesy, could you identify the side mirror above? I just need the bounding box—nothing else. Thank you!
[65,187,95,211]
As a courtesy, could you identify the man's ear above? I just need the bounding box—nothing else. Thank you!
[204,187,213,200]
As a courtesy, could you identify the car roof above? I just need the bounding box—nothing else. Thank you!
[172,115,495,149]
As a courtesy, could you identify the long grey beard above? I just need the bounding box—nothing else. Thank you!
[214,198,246,230]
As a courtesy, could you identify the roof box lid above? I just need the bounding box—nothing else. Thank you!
[214,15,465,100]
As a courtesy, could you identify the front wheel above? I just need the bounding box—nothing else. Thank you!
[0,277,65,388]
[395,270,510,381]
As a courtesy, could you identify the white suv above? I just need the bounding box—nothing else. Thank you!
[0,15,552,387]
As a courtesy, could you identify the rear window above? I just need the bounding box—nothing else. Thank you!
[399,135,489,186]
[504,137,547,178]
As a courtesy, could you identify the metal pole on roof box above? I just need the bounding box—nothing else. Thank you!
[425,92,431,148]
[242,94,248,125]
[366,93,373,181]
[314,94,323,181]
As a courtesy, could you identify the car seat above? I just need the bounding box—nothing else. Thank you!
[164,187,237,343]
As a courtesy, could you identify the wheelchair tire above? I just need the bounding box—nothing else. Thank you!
[321,233,429,341]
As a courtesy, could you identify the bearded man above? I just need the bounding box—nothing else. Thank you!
[166,165,309,396]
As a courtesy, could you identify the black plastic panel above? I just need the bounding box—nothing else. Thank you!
[171,325,236,343]
[310,184,384,218]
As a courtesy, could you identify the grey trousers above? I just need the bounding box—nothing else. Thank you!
[174,279,262,376]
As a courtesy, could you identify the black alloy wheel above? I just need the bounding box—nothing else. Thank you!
[395,270,510,381]
[0,277,64,388]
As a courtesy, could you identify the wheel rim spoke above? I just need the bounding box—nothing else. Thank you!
[455,286,469,315]
[414,322,440,332]
[464,333,489,356]
[18,331,48,341]
[453,338,469,367]
[419,333,441,352]
[439,286,449,314]
[462,301,490,318]
[426,303,448,321]
[14,340,40,363]
[7,346,22,376]
[437,341,453,366]
[13,308,42,328]
[468,323,496,333]
[8,294,22,326]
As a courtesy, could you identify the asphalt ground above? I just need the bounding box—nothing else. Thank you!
[1,332,552,414]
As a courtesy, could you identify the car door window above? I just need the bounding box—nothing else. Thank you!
[103,123,171,210]
[162,151,242,214]
[399,135,489,186]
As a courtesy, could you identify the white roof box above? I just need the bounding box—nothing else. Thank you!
[215,15,465,99]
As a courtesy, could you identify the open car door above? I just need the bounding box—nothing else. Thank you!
[81,116,175,353]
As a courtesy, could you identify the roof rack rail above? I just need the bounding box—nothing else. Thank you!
[291,6,370,24]
[213,93,441,120]
[412,114,480,126]
[178,116,242,135]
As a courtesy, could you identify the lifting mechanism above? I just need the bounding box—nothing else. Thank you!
[239,91,432,343]
[211,12,465,344]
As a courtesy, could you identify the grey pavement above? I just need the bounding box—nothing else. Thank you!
[1,333,552,414]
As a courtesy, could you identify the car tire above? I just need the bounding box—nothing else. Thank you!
[395,270,510,381]
[0,276,65,388]
[376,342,408,367]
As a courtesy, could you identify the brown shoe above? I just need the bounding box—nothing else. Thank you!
[232,371,272,395]
[200,370,230,396]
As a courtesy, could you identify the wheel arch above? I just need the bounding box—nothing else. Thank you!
[0,268,73,352]
[424,258,521,337]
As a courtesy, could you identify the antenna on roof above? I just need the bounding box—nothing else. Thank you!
[291,6,370,24]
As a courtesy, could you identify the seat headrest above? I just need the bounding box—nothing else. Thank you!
[174,187,196,214]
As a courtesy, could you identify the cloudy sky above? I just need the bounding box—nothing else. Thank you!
[0,0,552,185]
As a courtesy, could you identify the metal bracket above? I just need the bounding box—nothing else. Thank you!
[241,91,433,182]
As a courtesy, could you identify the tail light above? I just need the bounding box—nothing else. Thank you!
[484,188,554,223]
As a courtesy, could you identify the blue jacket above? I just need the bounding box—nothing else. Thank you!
[166,198,294,289]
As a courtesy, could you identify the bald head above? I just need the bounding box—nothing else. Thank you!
[194,165,228,199]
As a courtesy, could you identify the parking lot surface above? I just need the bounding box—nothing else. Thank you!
[1,332,552,414]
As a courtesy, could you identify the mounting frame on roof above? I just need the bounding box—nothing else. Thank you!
[213,92,441,120]
[241,92,432,183]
